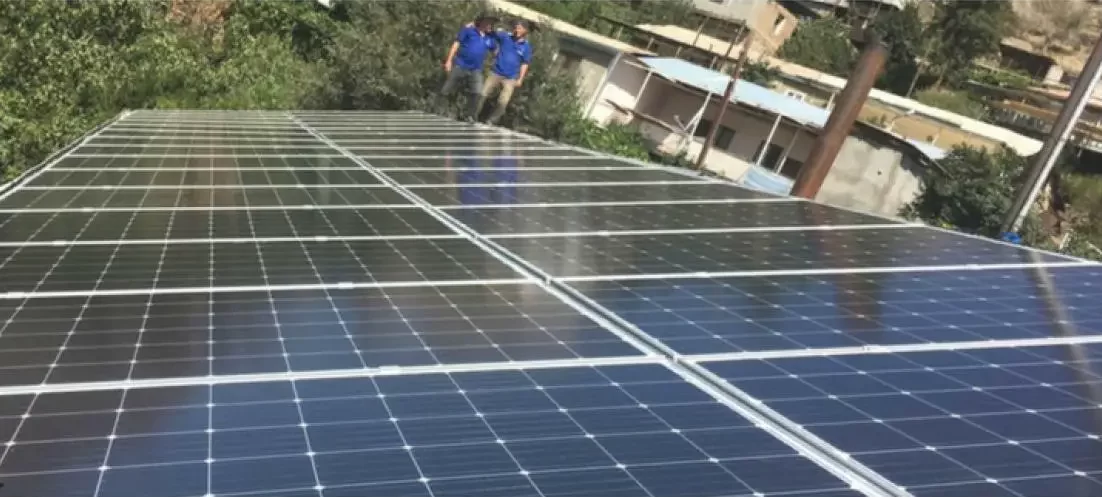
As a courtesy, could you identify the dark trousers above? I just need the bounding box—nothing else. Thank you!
[440,67,483,119]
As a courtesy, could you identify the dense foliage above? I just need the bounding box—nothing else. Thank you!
[925,0,1016,90]
[867,3,926,96]
[912,89,988,119]
[902,145,1029,237]
[777,16,856,77]
[901,145,1100,261]
[515,0,696,29]
[779,0,1015,97]
[1,0,661,181]
[0,0,332,179]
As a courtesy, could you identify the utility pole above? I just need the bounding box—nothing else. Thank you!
[694,37,753,171]
[790,37,887,198]
[1000,34,1102,235]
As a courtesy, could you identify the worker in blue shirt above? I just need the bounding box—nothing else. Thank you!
[440,14,498,121]
[474,19,533,125]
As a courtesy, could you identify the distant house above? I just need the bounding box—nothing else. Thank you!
[587,56,950,215]
[594,21,1043,157]
[997,38,1065,85]
[688,0,798,54]
[780,0,910,21]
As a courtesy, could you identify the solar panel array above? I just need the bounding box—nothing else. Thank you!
[0,109,1097,497]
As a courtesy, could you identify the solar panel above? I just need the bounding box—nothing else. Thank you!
[76,145,338,156]
[0,364,865,497]
[0,109,1097,497]
[371,157,635,169]
[413,183,778,206]
[492,228,1082,278]
[27,169,384,187]
[358,149,597,159]
[437,202,895,236]
[0,285,645,387]
[0,187,412,210]
[387,168,700,185]
[0,208,452,242]
[571,267,1102,355]
[698,344,1102,497]
[44,156,362,170]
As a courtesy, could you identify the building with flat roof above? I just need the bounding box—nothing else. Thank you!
[689,0,798,53]
[593,21,1042,157]
[587,55,951,215]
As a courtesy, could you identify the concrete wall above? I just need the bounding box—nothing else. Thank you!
[746,1,797,53]
[586,63,926,217]
[692,0,758,22]
[556,39,615,107]
[816,135,925,218]
[690,0,796,52]
[588,58,650,125]
[638,79,814,168]
[637,120,756,179]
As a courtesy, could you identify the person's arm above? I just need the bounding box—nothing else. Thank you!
[516,64,529,86]
[516,46,532,85]
[444,40,459,72]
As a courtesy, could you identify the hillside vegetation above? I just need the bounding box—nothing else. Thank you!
[0,0,670,182]
[2,0,1096,261]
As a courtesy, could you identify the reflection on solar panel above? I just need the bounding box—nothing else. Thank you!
[699,345,1102,497]
[0,109,1096,497]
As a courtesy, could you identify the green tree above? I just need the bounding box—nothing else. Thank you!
[517,0,696,31]
[611,0,696,26]
[512,0,604,26]
[901,144,1032,237]
[868,3,927,95]
[1,0,671,183]
[912,88,987,119]
[0,0,323,180]
[778,16,856,77]
[927,0,1015,89]
[741,59,780,86]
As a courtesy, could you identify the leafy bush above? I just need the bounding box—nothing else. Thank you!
[741,60,780,87]
[1,0,666,183]
[969,66,1034,90]
[901,144,1102,261]
[0,0,328,180]
[901,144,1028,237]
[777,17,856,77]
[560,118,653,161]
[913,89,988,119]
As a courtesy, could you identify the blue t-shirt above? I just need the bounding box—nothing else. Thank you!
[491,31,532,79]
[454,26,495,71]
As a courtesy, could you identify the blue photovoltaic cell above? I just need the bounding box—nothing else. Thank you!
[0,364,861,497]
[0,284,644,387]
[703,344,1102,497]
[571,267,1102,354]
[8,109,1100,497]
[494,228,1075,278]
[439,202,891,236]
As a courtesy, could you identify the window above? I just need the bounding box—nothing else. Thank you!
[772,14,787,35]
[779,158,803,178]
[715,126,735,150]
[783,89,807,102]
[554,53,582,74]
[753,141,786,170]
[694,118,713,138]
